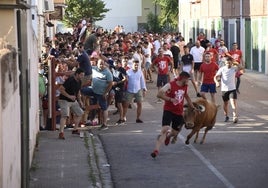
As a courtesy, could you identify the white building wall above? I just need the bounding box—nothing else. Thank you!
[29,0,40,165]
[2,91,21,188]
[0,8,21,188]
[96,0,142,32]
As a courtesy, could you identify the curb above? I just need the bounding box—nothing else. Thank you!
[84,131,113,188]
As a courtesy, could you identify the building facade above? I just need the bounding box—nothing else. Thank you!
[178,0,268,74]
[0,0,46,187]
[95,0,160,33]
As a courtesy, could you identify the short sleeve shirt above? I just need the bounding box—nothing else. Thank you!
[164,80,188,115]
[59,76,82,102]
[92,66,113,95]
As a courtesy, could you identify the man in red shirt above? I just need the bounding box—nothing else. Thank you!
[229,42,244,93]
[150,71,195,158]
[199,52,219,103]
[205,42,219,64]
[151,48,173,103]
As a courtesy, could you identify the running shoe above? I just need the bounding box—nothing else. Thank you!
[98,124,108,130]
[58,132,65,140]
[115,119,124,125]
[136,119,143,123]
[233,116,238,123]
[164,132,170,146]
[151,150,159,158]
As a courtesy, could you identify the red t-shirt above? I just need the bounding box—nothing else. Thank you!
[200,62,219,84]
[229,49,242,63]
[206,48,218,63]
[164,79,188,115]
[153,56,171,75]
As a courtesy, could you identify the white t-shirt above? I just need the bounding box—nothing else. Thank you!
[153,40,161,54]
[163,49,173,58]
[216,66,237,91]
[190,46,205,63]
[218,46,228,61]
[143,46,152,63]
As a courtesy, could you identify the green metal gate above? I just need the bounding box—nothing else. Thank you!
[244,18,252,70]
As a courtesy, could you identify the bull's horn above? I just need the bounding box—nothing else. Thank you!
[198,105,205,112]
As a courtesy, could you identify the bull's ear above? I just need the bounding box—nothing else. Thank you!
[198,105,206,112]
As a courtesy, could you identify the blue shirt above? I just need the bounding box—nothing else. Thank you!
[92,66,113,95]
[77,51,92,76]
[126,69,147,93]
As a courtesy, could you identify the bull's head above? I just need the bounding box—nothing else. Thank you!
[183,103,205,129]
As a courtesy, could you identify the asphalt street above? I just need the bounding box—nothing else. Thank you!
[94,71,268,188]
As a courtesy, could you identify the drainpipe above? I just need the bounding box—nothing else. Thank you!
[17,9,30,188]
[239,0,244,61]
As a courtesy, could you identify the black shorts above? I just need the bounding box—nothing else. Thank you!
[194,62,202,71]
[222,90,237,102]
[162,110,184,131]
[173,58,179,69]
[157,74,169,87]
[114,89,124,103]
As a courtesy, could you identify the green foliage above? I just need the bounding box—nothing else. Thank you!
[154,0,178,31]
[146,12,162,33]
[64,0,110,27]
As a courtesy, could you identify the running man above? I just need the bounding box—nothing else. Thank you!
[151,71,195,158]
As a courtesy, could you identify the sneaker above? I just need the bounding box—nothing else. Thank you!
[64,124,74,129]
[164,132,170,146]
[171,136,177,144]
[85,121,93,126]
[72,129,80,135]
[136,119,143,123]
[224,116,229,122]
[58,132,65,140]
[151,150,159,158]
[98,124,108,130]
[197,92,202,97]
[115,119,124,125]
[233,117,238,123]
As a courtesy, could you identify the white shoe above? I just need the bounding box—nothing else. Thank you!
[233,116,238,123]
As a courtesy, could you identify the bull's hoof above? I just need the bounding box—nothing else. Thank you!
[200,141,204,144]
[185,140,190,145]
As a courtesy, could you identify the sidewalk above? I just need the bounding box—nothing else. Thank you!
[242,70,268,91]
[29,70,267,188]
[29,128,112,188]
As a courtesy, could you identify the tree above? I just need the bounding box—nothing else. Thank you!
[154,0,178,31]
[64,0,110,27]
[146,12,162,33]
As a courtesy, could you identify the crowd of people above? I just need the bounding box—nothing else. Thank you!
[38,19,244,145]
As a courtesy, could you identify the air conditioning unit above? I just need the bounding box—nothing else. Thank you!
[190,0,201,4]
[44,0,54,12]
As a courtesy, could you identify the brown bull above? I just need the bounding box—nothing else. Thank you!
[183,98,220,145]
